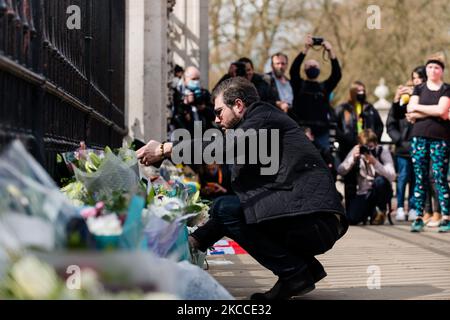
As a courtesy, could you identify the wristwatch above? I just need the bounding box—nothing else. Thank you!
[159,143,164,159]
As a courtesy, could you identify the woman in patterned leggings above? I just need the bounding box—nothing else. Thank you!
[406,53,450,233]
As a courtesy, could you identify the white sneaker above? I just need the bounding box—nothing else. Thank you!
[395,208,406,221]
[408,209,418,221]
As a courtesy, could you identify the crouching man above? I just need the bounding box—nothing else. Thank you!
[137,77,348,300]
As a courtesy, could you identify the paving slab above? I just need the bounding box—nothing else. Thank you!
[207,223,450,300]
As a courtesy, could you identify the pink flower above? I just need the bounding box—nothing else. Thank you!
[80,207,97,219]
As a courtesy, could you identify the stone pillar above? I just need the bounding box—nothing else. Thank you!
[373,78,392,143]
[125,0,168,144]
[172,0,209,88]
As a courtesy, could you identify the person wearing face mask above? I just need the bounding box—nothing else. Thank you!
[335,81,384,211]
[335,81,384,162]
[172,66,215,135]
[289,35,342,150]
[405,53,450,233]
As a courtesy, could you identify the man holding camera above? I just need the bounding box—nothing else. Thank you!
[172,66,215,134]
[290,35,342,150]
[337,129,396,225]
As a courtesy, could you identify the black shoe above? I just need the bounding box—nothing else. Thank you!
[308,258,327,283]
[250,269,315,300]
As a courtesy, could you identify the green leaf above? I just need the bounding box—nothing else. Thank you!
[56,154,63,163]
[104,146,113,154]
[89,152,102,168]
[190,191,200,205]
[147,186,156,204]
[185,204,203,214]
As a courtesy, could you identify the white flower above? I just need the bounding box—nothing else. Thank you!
[9,256,60,299]
[80,268,104,297]
[142,292,179,300]
[87,215,122,236]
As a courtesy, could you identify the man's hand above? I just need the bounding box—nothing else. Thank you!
[184,92,195,105]
[303,35,313,54]
[204,183,227,195]
[322,41,336,59]
[323,40,332,51]
[353,145,361,160]
[277,101,290,113]
[365,154,377,166]
[136,140,163,166]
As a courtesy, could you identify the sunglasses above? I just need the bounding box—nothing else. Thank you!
[214,107,224,118]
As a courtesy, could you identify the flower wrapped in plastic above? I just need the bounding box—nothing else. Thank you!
[0,141,88,249]
[142,177,210,261]
[70,147,140,197]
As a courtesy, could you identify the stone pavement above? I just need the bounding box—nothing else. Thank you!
[206,222,450,300]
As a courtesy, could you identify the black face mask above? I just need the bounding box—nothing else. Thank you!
[356,93,366,103]
[305,67,320,79]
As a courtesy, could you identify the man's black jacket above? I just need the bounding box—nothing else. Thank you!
[251,74,277,106]
[335,102,384,160]
[174,101,346,229]
[289,52,342,135]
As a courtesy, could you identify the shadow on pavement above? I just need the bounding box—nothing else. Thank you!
[295,284,444,300]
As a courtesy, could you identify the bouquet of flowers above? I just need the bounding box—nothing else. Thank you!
[0,253,178,300]
[0,141,85,249]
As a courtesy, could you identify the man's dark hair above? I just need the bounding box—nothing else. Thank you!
[174,64,184,75]
[238,57,254,70]
[271,52,289,64]
[231,61,247,77]
[212,77,260,108]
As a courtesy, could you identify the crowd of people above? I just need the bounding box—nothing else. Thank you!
[135,35,449,300]
[167,36,450,234]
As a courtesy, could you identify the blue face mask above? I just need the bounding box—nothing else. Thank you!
[305,67,320,79]
[187,80,201,91]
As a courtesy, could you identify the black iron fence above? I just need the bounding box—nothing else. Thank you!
[0,0,126,178]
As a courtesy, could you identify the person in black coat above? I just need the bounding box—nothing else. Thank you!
[289,35,342,150]
[137,77,348,300]
[238,57,277,106]
[266,52,294,113]
[335,81,384,161]
[335,80,384,211]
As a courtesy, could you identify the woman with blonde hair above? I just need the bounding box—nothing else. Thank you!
[338,129,396,225]
[335,81,384,211]
[406,53,450,233]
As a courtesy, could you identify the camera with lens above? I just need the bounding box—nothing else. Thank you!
[184,87,202,100]
[312,37,324,46]
[359,145,370,155]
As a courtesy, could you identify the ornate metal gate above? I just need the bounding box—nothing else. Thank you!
[0,0,126,178]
